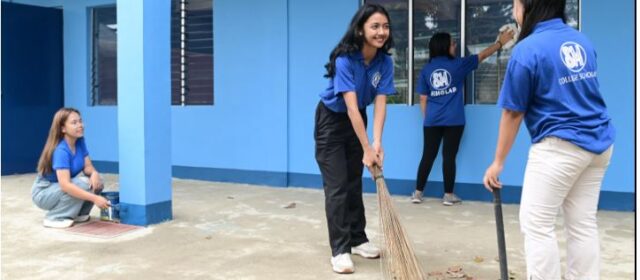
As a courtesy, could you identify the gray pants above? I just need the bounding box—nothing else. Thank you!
[31,174,102,221]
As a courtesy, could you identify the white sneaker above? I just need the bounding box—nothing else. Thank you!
[443,193,462,206]
[74,215,91,223]
[331,253,354,274]
[351,242,380,259]
[43,219,74,228]
[411,190,424,204]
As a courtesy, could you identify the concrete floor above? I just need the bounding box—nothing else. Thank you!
[1,174,634,280]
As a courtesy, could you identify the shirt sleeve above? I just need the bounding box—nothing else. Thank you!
[460,55,479,76]
[497,58,533,112]
[52,146,71,170]
[333,56,356,95]
[376,56,396,95]
[416,68,429,95]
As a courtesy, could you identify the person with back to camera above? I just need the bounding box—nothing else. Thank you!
[32,107,110,228]
[483,0,615,279]
[410,29,514,205]
[314,3,396,274]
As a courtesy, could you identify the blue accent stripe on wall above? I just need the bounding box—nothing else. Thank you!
[93,160,119,174]
[173,166,288,188]
[94,161,635,212]
[119,200,172,226]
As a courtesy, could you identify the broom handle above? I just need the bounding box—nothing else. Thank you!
[493,187,509,280]
[372,165,383,181]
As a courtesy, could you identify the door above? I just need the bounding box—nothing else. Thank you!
[1,3,64,175]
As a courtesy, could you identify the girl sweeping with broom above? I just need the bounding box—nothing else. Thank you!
[484,0,615,278]
[314,3,396,274]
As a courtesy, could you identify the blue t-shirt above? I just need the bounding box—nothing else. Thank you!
[319,50,396,112]
[44,138,89,182]
[498,18,615,154]
[417,55,478,126]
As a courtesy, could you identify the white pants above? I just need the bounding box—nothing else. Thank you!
[520,137,612,280]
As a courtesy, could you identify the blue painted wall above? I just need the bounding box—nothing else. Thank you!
[172,0,289,178]
[288,0,360,177]
[288,0,635,197]
[581,0,635,192]
[6,0,634,209]
[58,0,120,166]
[289,0,634,197]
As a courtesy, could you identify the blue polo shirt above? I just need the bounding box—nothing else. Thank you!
[498,18,615,154]
[44,138,89,182]
[320,50,396,112]
[417,55,478,126]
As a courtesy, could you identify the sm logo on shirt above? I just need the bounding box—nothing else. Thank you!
[371,72,381,88]
[430,69,452,90]
[560,42,587,72]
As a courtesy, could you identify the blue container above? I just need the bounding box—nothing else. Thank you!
[100,191,120,222]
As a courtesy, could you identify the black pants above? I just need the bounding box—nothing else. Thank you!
[415,125,464,193]
[314,101,368,257]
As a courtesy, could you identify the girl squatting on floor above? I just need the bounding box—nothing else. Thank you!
[32,108,110,228]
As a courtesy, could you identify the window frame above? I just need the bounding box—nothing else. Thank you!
[89,5,118,107]
[171,0,214,106]
[88,2,215,107]
[364,0,581,105]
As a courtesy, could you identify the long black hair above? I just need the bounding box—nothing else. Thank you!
[324,4,394,78]
[428,32,455,62]
[517,0,566,42]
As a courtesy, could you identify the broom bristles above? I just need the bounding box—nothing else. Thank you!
[374,167,426,280]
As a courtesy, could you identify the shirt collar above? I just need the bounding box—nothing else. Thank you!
[351,50,383,64]
[431,56,452,61]
[533,18,565,34]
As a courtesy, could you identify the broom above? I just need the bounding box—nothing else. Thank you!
[372,165,426,280]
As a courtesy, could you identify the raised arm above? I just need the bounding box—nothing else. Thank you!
[478,29,515,62]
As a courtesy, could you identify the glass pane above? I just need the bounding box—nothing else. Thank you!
[171,0,214,106]
[366,0,408,104]
[413,0,461,104]
[566,0,579,29]
[91,6,117,106]
[465,0,580,104]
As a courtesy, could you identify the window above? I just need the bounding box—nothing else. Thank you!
[171,0,214,106]
[90,6,117,106]
[89,2,214,106]
[413,0,461,104]
[466,0,580,104]
[365,0,579,105]
[371,1,409,104]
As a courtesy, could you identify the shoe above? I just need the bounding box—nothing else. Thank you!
[74,215,91,223]
[43,219,74,228]
[443,193,462,206]
[331,253,354,274]
[351,242,380,259]
[411,190,424,204]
